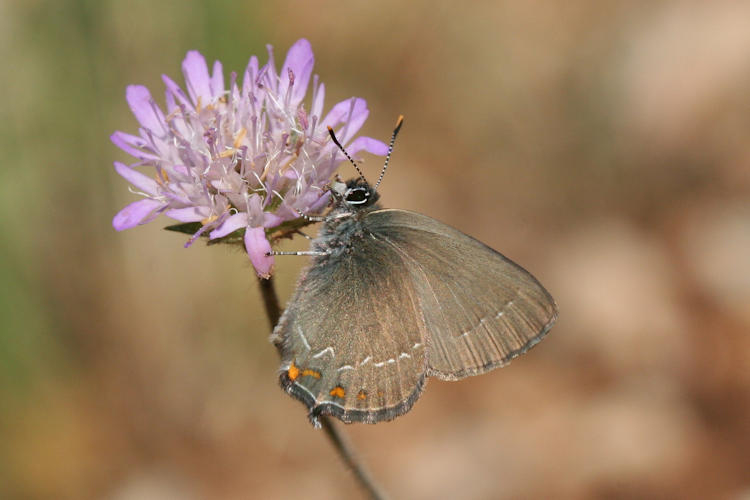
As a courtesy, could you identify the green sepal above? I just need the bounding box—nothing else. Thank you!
[163,216,317,248]
[164,222,203,235]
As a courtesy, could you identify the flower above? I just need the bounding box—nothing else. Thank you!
[112,39,387,278]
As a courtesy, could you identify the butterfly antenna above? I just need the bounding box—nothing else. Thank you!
[374,115,403,190]
[327,126,368,185]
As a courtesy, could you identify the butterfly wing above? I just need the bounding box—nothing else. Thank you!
[363,209,557,381]
[272,230,429,426]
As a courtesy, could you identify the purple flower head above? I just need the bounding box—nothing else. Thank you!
[112,39,388,278]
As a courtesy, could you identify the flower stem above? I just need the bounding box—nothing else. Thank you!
[258,276,283,326]
[318,416,387,500]
[258,277,387,500]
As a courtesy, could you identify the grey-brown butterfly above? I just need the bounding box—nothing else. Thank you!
[270,117,557,427]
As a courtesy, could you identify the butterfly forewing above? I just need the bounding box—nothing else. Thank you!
[273,233,429,425]
[363,209,558,381]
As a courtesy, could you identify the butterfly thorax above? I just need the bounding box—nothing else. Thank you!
[311,179,381,258]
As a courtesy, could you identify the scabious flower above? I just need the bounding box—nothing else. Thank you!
[112,39,387,278]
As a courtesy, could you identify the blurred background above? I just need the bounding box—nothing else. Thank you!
[2,1,749,498]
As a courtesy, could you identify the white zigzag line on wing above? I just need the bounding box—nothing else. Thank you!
[458,300,514,338]
[356,350,414,369]
[296,326,311,351]
[312,346,335,359]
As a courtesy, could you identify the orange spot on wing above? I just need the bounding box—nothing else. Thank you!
[329,386,346,399]
[357,390,367,401]
[302,369,321,379]
[287,362,300,381]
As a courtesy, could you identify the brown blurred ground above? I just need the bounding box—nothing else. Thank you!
[1,1,750,499]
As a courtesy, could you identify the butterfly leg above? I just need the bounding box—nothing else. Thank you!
[294,229,314,240]
[266,250,329,257]
[273,188,327,223]
[295,211,326,223]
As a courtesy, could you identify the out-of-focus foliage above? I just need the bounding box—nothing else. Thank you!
[1,1,749,499]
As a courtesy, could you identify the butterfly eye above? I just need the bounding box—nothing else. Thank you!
[346,188,369,205]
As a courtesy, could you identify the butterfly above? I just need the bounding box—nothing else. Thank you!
[270,117,557,426]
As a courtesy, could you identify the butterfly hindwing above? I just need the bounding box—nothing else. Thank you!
[363,209,558,380]
[272,231,429,425]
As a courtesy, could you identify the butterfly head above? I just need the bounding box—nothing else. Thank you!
[326,115,403,213]
[331,178,380,210]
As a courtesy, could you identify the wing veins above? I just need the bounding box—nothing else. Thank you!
[370,232,453,370]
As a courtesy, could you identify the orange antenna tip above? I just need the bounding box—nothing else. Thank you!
[374,115,404,190]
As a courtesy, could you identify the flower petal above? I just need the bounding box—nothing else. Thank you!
[280,38,314,105]
[291,190,330,218]
[126,85,167,136]
[245,226,274,279]
[209,212,247,239]
[182,51,212,105]
[161,74,192,109]
[242,55,260,100]
[262,212,284,228]
[308,191,331,213]
[114,162,158,195]
[165,90,178,113]
[247,193,266,226]
[311,80,325,121]
[346,136,389,157]
[110,131,159,161]
[210,60,224,99]
[262,44,279,91]
[165,206,208,222]
[322,97,369,143]
[320,98,351,129]
[113,198,163,230]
